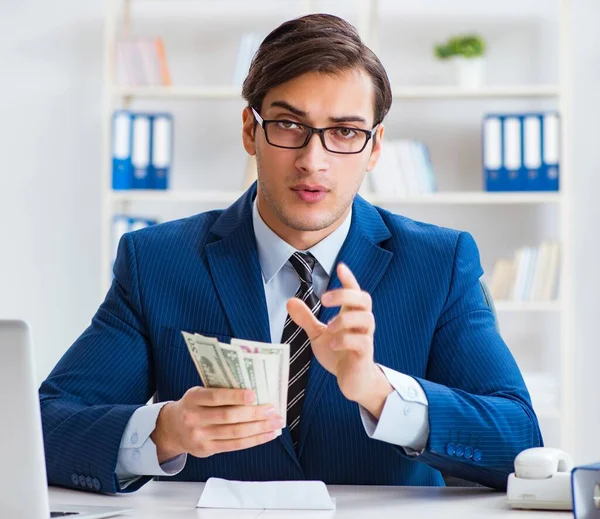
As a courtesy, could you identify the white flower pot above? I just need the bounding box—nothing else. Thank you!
[452,56,486,89]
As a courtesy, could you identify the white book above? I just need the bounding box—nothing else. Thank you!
[542,242,561,300]
[370,141,402,195]
[510,248,528,301]
[395,141,419,196]
[530,241,550,301]
[489,258,513,300]
[522,248,538,300]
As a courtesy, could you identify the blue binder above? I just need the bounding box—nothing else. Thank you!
[522,114,545,191]
[542,112,560,191]
[131,113,151,189]
[503,115,522,191]
[149,113,173,190]
[483,111,561,192]
[483,115,503,191]
[111,111,133,190]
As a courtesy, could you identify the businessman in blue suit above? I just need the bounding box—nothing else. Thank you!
[40,13,542,495]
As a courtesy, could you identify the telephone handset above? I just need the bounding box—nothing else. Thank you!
[507,447,574,510]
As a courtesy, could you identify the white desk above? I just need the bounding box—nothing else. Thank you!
[49,481,572,518]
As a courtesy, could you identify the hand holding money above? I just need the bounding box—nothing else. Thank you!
[150,331,291,463]
[150,387,283,463]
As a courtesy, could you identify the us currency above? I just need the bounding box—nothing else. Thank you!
[181,331,290,427]
[231,338,290,420]
[181,331,235,388]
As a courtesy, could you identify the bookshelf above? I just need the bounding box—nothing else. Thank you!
[102,0,573,454]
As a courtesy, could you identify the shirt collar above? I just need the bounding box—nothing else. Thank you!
[252,197,352,283]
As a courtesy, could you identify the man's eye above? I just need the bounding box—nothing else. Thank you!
[334,127,358,138]
[277,121,301,130]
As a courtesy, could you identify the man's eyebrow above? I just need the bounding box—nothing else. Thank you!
[269,101,368,125]
[328,115,368,124]
[269,101,307,117]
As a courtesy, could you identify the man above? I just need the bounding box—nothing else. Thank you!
[40,14,542,494]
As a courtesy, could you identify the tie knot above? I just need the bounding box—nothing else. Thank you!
[289,252,316,285]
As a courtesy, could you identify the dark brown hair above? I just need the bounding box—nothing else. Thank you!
[242,13,392,126]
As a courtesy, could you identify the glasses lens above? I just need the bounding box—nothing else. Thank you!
[265,121,309,148]
[323,128,368,153]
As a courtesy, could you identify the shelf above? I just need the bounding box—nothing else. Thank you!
[111,84,559,101]
[111,85,242,100]
[110,190,242,203]
[391,85,560,99]
[494,301,562,312]
[365,192,562,205]
[109,190,562,205]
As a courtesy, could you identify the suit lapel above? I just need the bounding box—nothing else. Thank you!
[297,196,393,456]
[205,184,300,468]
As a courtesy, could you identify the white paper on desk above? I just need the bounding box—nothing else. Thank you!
[197,477,336,510]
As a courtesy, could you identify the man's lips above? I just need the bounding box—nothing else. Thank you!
[291,184,328,192]
[291,185,329,203]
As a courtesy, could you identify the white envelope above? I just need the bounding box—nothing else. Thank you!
[196,478,336,510]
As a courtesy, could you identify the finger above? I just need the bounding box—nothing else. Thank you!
[205,416,284,440]
[337,263,361,291]
[321,288,372,311]
[330,332,372,354]
[201,404,280,425]
[208,431,278,455]
[286,297,327,339]
[328,311,375,335]
[188,387,257,407]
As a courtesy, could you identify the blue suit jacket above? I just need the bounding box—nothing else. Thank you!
[39,183,542,494]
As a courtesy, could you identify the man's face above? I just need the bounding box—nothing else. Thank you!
[242,68,384,246]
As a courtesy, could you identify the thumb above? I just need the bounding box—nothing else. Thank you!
[286,297,327,339]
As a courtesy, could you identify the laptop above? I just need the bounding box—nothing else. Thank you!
[0,320,132,519]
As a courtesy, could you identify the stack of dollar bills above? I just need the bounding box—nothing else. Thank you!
[181,331,290,427]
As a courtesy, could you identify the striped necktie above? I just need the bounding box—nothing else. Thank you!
[282,251,321,449]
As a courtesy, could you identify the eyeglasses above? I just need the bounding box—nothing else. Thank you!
[251,108,378,155]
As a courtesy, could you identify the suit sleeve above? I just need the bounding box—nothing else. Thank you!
[39,233,156,494]
[406,232,543,490]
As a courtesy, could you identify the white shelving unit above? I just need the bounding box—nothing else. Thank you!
[102,0,573,454]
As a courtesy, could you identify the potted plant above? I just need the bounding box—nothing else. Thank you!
[434,34,486,89]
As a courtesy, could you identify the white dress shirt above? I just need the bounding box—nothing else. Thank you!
[115,199,429,483]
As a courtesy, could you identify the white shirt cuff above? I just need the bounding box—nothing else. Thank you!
[116,402,187,481]
[359,364,430,453]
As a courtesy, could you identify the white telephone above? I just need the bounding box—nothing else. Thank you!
[507,447,574,510]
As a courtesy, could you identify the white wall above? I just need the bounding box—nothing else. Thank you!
[1,0,598,464]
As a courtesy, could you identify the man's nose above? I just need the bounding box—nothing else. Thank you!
[295,132,330,173]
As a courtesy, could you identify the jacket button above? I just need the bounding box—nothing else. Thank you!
[78,475,87,487]
[446,442,456,456]
[464,446,473,459]
[85,476,94,489]
[71,473,80,486]
[455,444,465,457]
[92,478,101,491]
[473,448,483,462]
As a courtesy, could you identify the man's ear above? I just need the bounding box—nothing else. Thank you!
[242,106,257,156]
[366,124,385,172]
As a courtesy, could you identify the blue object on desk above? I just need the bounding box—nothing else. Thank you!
[572,463,600,518]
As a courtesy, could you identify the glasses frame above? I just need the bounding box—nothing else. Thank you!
[251,107,378,155]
